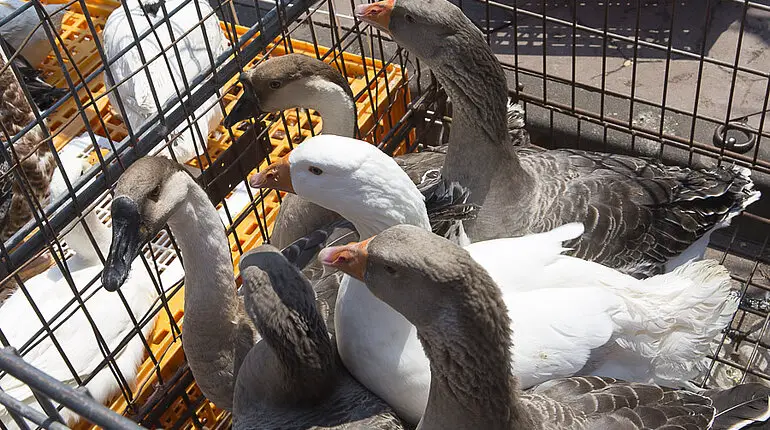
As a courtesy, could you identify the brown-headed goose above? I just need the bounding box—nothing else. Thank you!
[101,157,258,411]
[233,245,405,429]
[323,224,770,430]
[223,53,524,248]
[355,0,760,278]
[254,134,741,425]
[99,156,476,411]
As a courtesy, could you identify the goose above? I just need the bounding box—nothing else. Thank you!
[324,224,770,430]
[224,53,526,248]
[102,0,229,164]
[0,0,65,68]
[0,45,56,241]
[233,245,405,430]
[99,156,477,411]
[253,134,740,425]
[0,148,184,428]
[355,0,760,278]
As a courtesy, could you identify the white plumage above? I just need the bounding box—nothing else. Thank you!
[0,136,184,428]
[102,0,229,163]
[268,135,740,425]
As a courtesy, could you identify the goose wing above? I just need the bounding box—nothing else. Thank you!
[522,149,759,277]
[524,376,715,429]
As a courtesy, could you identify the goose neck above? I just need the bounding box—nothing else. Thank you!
[303,76,357,138]
[166,182,236,314]
[416,286,532,429]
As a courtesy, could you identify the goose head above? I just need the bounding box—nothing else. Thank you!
[319,224,496,328]
[102,156,193,292]
[355,0,479,63]
[250,135,430,237]
[224,54,356,135]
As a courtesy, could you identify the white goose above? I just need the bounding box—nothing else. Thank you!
[252,135,739,425]
[102,0,228,164]
[0,144,184,428]
[327,224,770,430]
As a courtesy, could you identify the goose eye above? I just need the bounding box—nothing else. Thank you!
[404,14,415,23]
[308,166,323,175]
[384,265,397,275]
[269,80,281,89]
[148,185,161,202]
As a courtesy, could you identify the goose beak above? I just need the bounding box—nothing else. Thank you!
[102,196,144,292]
[318,237,373,282]
[224,82,262,128]
[249,153,294,193]
[355,0,394,33]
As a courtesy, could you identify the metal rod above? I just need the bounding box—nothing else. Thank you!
[0,348,141,429]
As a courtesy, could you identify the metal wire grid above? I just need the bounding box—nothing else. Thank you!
[0,347,141,429]
[0,0,420,427]
[4,0,767,427]
[432,0,770,388]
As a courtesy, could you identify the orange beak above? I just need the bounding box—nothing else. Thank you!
[318,237,374,282]
[249,153,294,193]
[355,0,395,32]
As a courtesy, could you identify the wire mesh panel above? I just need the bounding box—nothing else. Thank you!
[0,0,416,427]
[443,0,770,390]
[2,0,769,428]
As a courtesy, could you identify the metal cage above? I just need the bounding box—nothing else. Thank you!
[0,0,767,428]
[448,0,770,391]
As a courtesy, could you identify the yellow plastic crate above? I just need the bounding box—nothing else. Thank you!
[30,0,412,427]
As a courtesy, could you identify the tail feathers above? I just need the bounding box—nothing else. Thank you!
[281,219,356,271]
[706,384,770,429]
[506,99,530,147]
[718,165,761,229]
[615,260,738,386]
[418,170,480,240]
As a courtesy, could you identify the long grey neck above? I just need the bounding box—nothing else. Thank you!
[167,179,240,410]
[416,283,532,430]
[429,27,534,225]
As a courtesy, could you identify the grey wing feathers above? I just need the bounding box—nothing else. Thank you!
[705,384,770,429]
[526,150,759,277]
[281,218,356,271]
[526,376,715,429]
[418,169,479,239]
[395,146,446,184]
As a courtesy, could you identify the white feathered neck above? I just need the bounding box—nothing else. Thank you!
[288,135,431,238]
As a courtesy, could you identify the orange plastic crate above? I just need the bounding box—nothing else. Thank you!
[33,0,412,428]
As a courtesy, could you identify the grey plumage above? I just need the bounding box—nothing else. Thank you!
[705,384,770,429]
[355,224,770,430]
[367,0,760,278]
[279,220,358,335]
[516,149,759,277]
[233,246,405,430]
